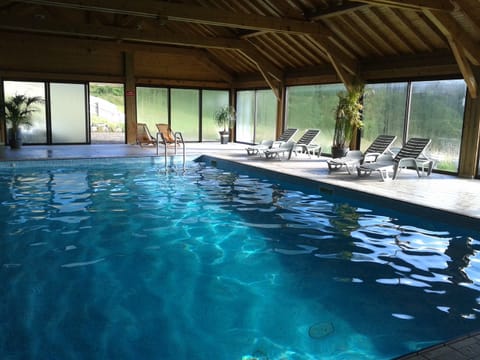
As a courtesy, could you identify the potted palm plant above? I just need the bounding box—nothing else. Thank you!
[214,105,235,144]
[4,94,44,149]
[331,82,364,158]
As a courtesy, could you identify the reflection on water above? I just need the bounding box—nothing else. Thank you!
[0,162,479,360]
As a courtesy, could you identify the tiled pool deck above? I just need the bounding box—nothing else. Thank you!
[1,142,480,359]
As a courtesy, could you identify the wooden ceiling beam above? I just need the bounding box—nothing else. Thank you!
[309,35,358,75]
[308,34,359,90]
[424,10,480,66]
[309,3,368,20]
[448,39,478,98]
[16,0,332,36]
[352,0,455,12]
[237,43,284,100]
[0,14,246,49]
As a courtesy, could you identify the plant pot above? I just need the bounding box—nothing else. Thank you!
[219,130,229,144]
[331,146,349,158]
[7,128,23,149]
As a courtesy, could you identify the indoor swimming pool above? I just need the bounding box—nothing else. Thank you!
[1,158,479,360]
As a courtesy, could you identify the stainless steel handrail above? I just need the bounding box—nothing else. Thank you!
[156,131,185,170]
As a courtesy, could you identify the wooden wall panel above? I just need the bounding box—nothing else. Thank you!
[0,34,124,78]
[134,51,227,82]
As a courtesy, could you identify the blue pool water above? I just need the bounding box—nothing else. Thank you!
[1,158,480,360]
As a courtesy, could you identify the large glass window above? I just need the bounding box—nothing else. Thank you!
[255,90,277,142]
[202,90,229,141]
[236,89,276,144]
[362,82,407,151]
[286,84,343,152]
[50,83,87,144]
[3,81,47,144]
[236,91,255,143]
[89,82,125,144]
[408,80,466,172]
[171,89,200,141]
[136,87,168,136]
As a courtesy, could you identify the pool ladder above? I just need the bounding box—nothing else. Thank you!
[156,131,186,170]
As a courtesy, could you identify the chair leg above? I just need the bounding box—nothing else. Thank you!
[380,168,391,181]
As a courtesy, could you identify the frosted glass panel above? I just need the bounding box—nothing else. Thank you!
[171,89,199,141]
[50,83,87,143]
[136,87,168,134]
[202,90,229,141]
[236,91,255,143]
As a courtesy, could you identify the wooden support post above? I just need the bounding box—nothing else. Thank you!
[458,87,480,178]
[229,86,236,142]
[124,51,137,145]
[276,83,285,139]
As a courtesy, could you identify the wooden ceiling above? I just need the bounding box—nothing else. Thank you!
[0,0,479,97]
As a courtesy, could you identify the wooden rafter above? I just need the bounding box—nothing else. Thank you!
[308,34,359,89]
[309,3,368,20]
[424,10,480,66]
[351,10,398,55]
[238,43,284,99]
[449,39,478,98]
[424,9,480,98]
[309,36,357,74]
[0,12,284,92]
[390,8,434,52]
[369,8,415,53]
[0,15,246,49]
[352,0,455,12]
[17,0,332,36]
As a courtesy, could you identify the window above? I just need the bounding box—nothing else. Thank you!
[236,91,255,143]
[286,84,343,152]
[3,81,47,144]
[50,83,88,143]
[254,90,277,143]
[171,89,200,141]
[136,87,168,136]
[236,89,277,144]
[362,83,407,151]
[89,82,125,144]
[202,90,229,141]
[408,80,466,172]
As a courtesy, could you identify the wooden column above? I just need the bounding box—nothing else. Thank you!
[276,85,285,139]
[229,86,236,142]
[124,51,137,145]
[458,90,480,178]
[0,78,5,145]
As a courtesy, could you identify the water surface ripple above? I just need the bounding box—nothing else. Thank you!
[0,162,479,360]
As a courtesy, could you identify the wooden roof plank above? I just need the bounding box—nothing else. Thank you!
[424,9,480,66]
[199,50,235,83]
[353,0,455,12]
[17,0,332,35]
[390,8,434,52]
[308,35,358,75]
[369,8,416,53]
[352,10,399,56]
[309,3,368,20]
